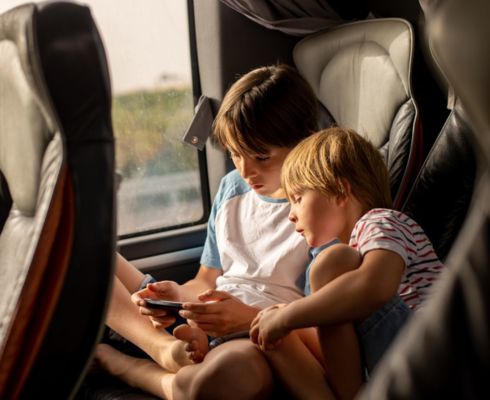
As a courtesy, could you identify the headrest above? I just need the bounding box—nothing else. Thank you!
[294,18,414,147]
[424,0,490,166]
[0,4,58,216]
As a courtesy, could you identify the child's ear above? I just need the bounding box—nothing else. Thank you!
[337,179,353,207]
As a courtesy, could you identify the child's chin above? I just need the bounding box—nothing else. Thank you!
[252,185,266,193]
[304,237,314,247]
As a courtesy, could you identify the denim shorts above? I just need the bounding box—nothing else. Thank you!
[355,295,411,375]
[139,273,157,290]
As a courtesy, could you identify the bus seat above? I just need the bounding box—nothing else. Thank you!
[0,2,115,399]
[359,0,490,397]
[401,99,477,261]
[293,18,423,208]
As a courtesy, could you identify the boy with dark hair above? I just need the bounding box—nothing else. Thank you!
[96,64,320,399]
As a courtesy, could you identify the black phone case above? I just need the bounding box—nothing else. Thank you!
[144,299,184,312]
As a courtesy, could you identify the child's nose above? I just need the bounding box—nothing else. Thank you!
[288,212,297,223]
[240,158,253,178]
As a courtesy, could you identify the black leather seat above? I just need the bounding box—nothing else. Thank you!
[359,0,490,398]
[0,2,115,398]
[401,99,477,261]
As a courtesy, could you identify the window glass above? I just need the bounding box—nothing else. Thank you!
[0,0,204,236]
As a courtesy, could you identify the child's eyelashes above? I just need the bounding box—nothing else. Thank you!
[228,151,271,162]
[290,195,302,204]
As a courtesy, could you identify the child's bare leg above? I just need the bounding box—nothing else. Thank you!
[173,324,209,363]
[317,323,363,399]
[106,277,192,372]
[263,328,335,400]
[96,340,274,400]
[115,253,146,293]
[310,243,364,399]
[96,343,175,399]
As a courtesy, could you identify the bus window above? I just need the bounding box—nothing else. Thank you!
[99,0,204,237]
[1,0,204,237]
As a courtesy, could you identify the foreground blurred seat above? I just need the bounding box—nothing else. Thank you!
[294,18,423,207]
[359,0,490,398]
[0,2,115,398]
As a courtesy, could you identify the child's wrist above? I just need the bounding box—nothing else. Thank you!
[279,304,295,331]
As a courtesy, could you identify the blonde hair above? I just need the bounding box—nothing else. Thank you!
[282,127,392,210]
[213,64,318,155]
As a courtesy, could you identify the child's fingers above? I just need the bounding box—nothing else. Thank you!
[184,339,197,352]
[150,315,176,329]
[250,312,262,327]
[249,325,259,344]
[197,289,234,302]
[147,281,175,295]
[259,337,275,352]
[179,308,218,322]
[190,351,204,363]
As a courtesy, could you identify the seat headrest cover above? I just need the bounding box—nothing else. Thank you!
[425,0,490,164]
[0,4,56,216]
[294,18,414,147]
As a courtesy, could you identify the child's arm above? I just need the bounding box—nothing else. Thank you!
[181,264,222,298]
[283,249,404,328]
[251,245,404,348]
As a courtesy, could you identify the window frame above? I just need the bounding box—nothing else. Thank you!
[116,0,211,244]
[116,0,215,263]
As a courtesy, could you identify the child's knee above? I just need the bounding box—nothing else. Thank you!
[173,343,273,400]
[310,244,361,291]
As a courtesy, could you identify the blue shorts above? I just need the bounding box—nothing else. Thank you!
[355,295,411,375]
[139,273,157,290]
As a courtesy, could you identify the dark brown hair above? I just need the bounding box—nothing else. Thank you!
[213,64,318,155]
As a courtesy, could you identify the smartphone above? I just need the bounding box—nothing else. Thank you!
[143,298,184,314]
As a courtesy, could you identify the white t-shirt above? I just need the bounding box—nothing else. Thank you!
[201,170,310,309]
[349,208,445,309]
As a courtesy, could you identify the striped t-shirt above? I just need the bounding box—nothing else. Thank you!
[349,208,444,310]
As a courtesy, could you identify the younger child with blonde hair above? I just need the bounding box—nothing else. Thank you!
[250,127,445,399]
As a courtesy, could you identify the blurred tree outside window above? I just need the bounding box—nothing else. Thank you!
[0,0,203,236]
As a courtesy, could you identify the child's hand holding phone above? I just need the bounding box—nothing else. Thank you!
[143,298,184,315]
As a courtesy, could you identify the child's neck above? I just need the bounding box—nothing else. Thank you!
[340,198,366,243]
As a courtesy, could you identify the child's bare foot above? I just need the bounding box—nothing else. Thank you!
[173,324,209,363]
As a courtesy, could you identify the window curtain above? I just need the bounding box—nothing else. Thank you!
[219,0,344,36]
